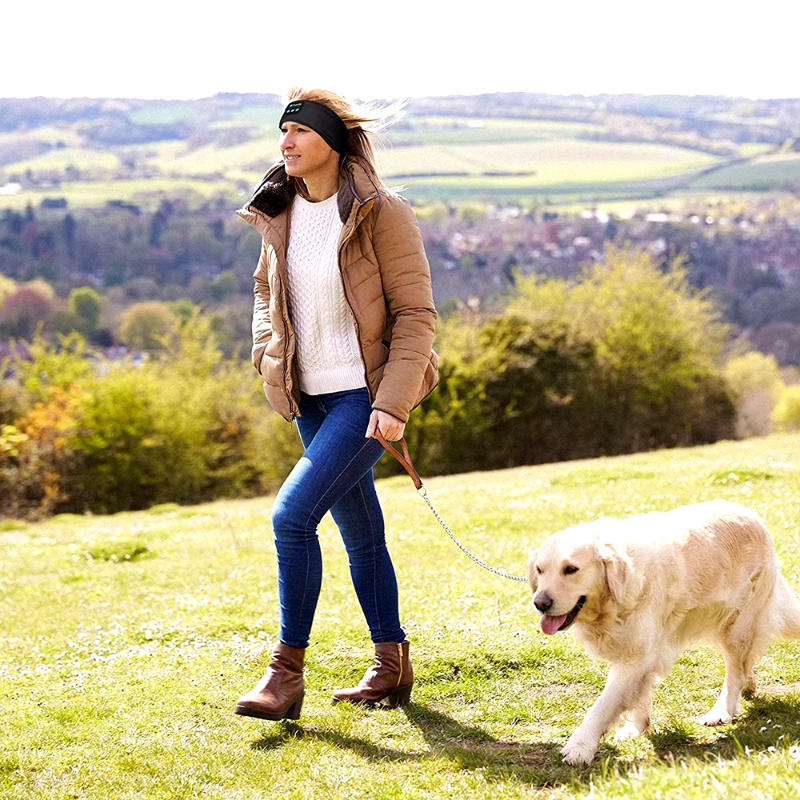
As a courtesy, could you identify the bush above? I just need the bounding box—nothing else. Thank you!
[118,301,175,351]
[0,246,740,516]
[724,351,785,437]
[0,386,80,517]
[403,314,597,474]
[773,386,800,431]
[400,245,736,477]
[0,317,302,517]
[509,245,735,451]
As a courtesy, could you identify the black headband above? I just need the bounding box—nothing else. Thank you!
[279,100,349,154]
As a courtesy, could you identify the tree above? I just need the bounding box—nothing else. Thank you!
[0,286,54,340]
[68,287,102,336]
[209,270,239,301]
[118,302,175,351]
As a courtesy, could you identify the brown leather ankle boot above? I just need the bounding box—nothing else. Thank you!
[332,641,413,707]
[234,643,305,720]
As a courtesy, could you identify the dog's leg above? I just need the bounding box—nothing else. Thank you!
[700,609,771,726]
[699,645,745,726]
[562,663,650,766]
[614,672,656,741]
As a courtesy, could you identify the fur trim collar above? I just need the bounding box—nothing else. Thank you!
[247,162,380,224]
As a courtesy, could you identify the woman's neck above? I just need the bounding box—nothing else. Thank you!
[300,169,340,203]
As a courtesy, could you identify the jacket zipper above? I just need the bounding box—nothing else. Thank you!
[338,201,373,400]
[259,203,298,422]
[274,268,298,419]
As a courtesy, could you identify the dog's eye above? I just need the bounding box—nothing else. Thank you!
[563,565,579,575]
[535,566,543,575]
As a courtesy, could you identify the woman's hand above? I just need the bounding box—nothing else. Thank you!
[366,409,406,442]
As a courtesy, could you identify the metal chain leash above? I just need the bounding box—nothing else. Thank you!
[416,485,529,582]
[375,431,528,583]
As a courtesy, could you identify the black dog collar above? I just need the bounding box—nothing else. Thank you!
[279,100,349,154]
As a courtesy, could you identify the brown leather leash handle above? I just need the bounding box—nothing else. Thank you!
[373,430,423,490]
[373,429,528,582]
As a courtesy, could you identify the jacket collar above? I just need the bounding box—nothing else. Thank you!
[247,161,381,224]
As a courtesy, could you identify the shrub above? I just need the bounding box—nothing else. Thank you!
[403,313,597,474]
[773,386,800,431]
[0,386,80,517]
[724,351,785,437]
[509,245,735,452]
[401,245,736,477]
[118,301,175,351]
[0,317,303,517]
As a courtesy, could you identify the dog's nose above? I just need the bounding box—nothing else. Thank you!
[534,593,553,613]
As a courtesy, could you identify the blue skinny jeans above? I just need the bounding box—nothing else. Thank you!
[270,388,406,649]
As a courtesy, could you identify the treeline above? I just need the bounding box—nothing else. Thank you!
[4,197,800,366]
[2,246,799,519]
[0,95,282,137]
[409,93,800,145]
[0,200,257,357]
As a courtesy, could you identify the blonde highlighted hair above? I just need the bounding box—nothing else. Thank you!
[285,87,404,188]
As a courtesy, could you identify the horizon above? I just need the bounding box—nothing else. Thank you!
[6,88,800,103]
[6,0,798,104]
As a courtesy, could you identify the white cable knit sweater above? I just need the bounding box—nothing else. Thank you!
[285,193,367,395]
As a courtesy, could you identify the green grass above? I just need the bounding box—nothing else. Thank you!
[2,432,800,798]
[390,117,605,146]
[377,140,718,181]
[692,153,800,191]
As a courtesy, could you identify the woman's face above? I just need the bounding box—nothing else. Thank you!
[279,121,339,183]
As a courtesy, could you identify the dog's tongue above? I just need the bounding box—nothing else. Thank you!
[541,614,567,635]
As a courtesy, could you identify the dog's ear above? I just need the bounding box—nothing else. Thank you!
[526,549,539,592]
[597,540,631,604]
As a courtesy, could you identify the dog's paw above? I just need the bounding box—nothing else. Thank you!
[698,708,734,727]
[614,720,645,741]
[561,739,597,766]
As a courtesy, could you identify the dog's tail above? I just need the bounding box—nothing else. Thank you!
[774,575,800,640]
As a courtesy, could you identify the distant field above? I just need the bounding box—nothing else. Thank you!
[691,153,800,190]
[0,178,241,210]
[6,146,119,173]
[388,117,604,146]
[0,108,790,211]
[379,139,718,179]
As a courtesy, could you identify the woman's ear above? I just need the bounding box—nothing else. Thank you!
[526,549,539,592]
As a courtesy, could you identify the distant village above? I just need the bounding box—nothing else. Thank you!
[417,197,800,366]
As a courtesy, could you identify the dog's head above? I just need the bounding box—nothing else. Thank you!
[527,523,631,635]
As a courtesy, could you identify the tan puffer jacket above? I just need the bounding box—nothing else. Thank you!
[236,161,439,423]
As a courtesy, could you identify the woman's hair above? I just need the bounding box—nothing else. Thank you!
[285,87,403,188]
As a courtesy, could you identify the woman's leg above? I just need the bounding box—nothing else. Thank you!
[330,470,405,643]
[271,389,404,647]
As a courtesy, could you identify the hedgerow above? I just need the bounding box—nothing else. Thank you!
[0,246,741,516]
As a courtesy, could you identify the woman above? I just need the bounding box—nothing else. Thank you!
[233,88,438,721]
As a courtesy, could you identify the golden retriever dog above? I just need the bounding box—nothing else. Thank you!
[527,500,800,766]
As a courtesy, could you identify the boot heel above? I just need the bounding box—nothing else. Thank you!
[386,684,412,708]
[284,692,304,720]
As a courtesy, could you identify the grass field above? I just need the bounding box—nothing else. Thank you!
[692,153,800,191]
[2,432,800,798]
[2,108,784,212]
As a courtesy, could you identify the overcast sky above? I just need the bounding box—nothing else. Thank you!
[3,0,797,102]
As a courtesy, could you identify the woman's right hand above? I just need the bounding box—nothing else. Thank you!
[366,409,406,442]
